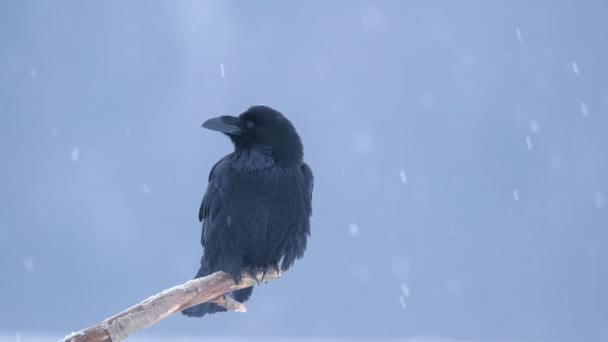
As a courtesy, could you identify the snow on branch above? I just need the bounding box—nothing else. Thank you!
[59,268,281,342]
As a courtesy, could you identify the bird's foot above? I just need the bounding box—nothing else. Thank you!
[261,263,280,283]
[231,272,243,285]
[245,265,262,284]
[245,264,279,284]
[258,264,280,283]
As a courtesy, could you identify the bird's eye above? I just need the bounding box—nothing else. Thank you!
[246,121,255,129]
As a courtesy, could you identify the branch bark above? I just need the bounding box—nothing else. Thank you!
[59,269,280,342]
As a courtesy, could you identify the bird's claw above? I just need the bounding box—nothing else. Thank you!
[263,264,280,283]
[245,266,261,284]
[245,264,279,284]
[231,273,243,285]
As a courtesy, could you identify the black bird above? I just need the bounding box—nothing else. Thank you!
[182,105,314,317]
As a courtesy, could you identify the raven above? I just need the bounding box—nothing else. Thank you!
[182,105,314,317]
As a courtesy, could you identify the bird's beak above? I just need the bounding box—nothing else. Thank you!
[201,116,243,135]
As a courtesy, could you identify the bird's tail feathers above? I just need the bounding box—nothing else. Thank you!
[181,265,254,318]
[181,264,227,317]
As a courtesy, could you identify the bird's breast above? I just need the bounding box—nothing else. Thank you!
[221,169,306,255]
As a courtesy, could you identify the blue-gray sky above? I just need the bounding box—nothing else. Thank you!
[1,1,607,340]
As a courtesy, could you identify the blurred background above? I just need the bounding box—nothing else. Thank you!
[1,1,607,341]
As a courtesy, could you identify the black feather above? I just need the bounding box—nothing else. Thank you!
[182,105,313,318]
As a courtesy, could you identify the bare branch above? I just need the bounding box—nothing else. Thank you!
[59,268,280,342]
[210,294,247,313]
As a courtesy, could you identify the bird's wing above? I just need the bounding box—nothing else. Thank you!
[301,162,314,216]
[199,155,230,247]
[279,162,314,272]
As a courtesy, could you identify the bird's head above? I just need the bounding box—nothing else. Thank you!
[202,105,304,166]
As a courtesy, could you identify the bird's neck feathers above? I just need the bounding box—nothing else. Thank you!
[233,141,303,169]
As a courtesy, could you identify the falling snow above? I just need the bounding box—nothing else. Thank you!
[447,278,464,295]
[595,191,604,209]
[580,102,590,117]
[348,264,371,281]
[399,170,407,183]
[390,255,411,279]
[0,6,604,339]
[550,156,562,169]
[400,282,411,297]
[360,4,385,31]
[419,91,435,110]
[462,53,477,68]
[71,148,80,162]
[398,282,410,309]
[24,257,35,272]
[513,189,520,202]
[515,28,523,43]
[348,223,360,237]
[351,130,374,155]
[529,119,539,134]
[571,62,579,75]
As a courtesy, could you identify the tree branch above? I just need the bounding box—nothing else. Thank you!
[210,293,248,313]
[59,268,281,342]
